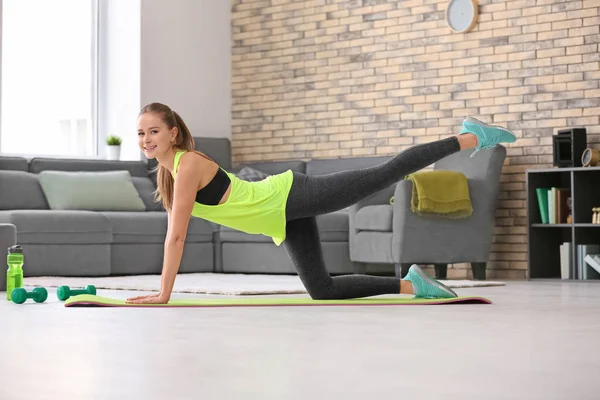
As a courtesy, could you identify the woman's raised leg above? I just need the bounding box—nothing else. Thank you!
[285,136,460,220]
[285,118,515,221]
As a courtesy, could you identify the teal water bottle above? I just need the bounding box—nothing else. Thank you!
[6,245,24,301]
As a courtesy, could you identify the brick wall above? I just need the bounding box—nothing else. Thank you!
[231,0,600,279]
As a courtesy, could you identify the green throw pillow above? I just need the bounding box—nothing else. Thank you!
[38,170,146,211]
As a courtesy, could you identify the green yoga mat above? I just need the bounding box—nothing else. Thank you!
[64,294,492,307]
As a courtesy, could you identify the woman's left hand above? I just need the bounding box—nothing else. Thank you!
[126,293,170,304]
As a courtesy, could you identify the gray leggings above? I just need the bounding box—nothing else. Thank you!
[283,136,461,299]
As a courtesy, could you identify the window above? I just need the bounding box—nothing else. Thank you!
[0,0,98,157]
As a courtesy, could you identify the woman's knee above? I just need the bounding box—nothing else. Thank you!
[306,284,335,300]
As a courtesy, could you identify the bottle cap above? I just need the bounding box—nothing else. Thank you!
[7,245,23,254]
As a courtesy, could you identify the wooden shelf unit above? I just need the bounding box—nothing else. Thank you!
[527,167,600,280]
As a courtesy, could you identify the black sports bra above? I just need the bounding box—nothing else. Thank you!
[196,167,231,206]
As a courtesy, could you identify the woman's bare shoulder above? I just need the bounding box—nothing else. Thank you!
[179,151,212,168]
[177,151,218,182]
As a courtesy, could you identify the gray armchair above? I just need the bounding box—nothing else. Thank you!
[349,145,506,280]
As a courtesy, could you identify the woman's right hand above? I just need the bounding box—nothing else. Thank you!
[126,293,161,303]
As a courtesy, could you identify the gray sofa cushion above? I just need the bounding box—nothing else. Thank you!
[235,166,270,181]
[0,156,28,171]
[0,210,112,244]
[101,212,167,244]
[352,231,394,263]
[316,211,349,241]
[131,176,164,211]
[101,212,214,244]
[219,225,274,243]
[355,205,393,232]
[0,171,49,210]
[38,170,146,211]
[220,210,349,242]
[29,157,149,177]
[186,218,219,242]
[306,156,391,175]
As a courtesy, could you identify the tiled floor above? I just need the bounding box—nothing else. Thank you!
[1,280,598,400]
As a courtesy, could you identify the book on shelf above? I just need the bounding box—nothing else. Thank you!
[536,187,570,224]
[536,188,549,224]
[561,243,600,280]
[560,242,571,279]
[578,245,600,280]
[584,254,600,279]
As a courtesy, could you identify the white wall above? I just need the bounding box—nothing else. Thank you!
[97,0,231,160]
[0,0,231,160]
[97,0,141,161]
[140,0,231,141]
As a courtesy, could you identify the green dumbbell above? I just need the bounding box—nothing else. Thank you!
[57,285,96,301]
[11,287,48,304]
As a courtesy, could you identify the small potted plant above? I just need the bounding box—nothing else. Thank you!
[105,135,122,160]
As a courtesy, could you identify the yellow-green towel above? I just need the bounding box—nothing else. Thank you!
[402,170,472,218]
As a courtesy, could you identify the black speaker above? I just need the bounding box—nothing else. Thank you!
[553,128,587,168]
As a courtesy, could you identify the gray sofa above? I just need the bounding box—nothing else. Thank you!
[0,138,394,285]
[0,154,215,279]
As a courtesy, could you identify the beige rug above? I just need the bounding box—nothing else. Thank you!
[23,273,506,296]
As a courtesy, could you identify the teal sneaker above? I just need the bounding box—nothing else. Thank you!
[402,264,458,299]
[460,116,516,158]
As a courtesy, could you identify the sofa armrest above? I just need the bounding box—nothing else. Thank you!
[348,184,395,216]
[0,223,17,291]
[0,212,15,224]
[391,178,498,263]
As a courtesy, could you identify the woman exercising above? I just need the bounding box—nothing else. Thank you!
[126,102,516,304]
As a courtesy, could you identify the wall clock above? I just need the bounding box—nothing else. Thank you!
[446,0,479,33]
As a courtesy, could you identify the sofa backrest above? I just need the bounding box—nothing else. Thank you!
[0,156,28,171]
[239,160,306,175]
[131,176,164,211]
[193,137,232,170]
[306,155,392,175]
[0,155,162,211]
[306,155,396,205]
[0,170,50,210]
[0,169,163,212]
[434,145,506,181]
[434,145,507,217]
[29,157,149,177]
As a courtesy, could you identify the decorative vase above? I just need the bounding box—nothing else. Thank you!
[106,145,121,161]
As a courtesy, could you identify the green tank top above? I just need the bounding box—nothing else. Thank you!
[172,150,294,246]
